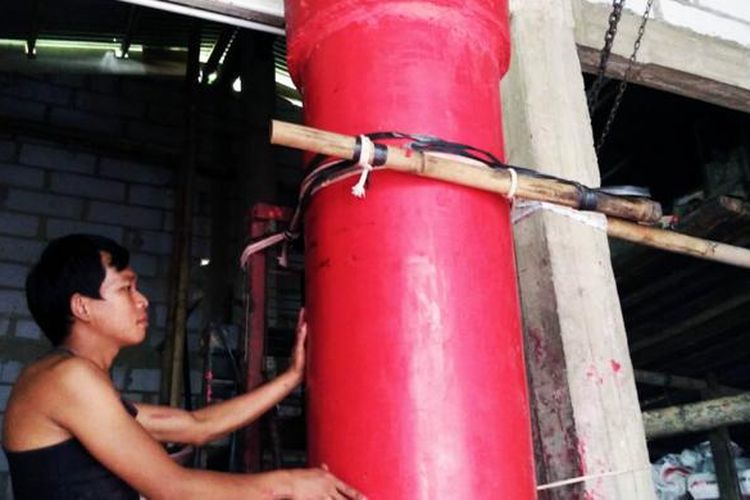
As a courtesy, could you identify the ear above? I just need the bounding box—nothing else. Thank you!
[69,293,92,323]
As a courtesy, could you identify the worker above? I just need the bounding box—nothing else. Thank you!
[2,233,364,500]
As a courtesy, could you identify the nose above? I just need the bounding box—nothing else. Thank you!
[135,290,149,309]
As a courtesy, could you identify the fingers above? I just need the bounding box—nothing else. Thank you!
[321,464,365,500]
[295,308,308,345]
[336,480,365,499]
[296,307,306,331]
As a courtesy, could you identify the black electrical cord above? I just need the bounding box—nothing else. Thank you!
[268,130,654,259]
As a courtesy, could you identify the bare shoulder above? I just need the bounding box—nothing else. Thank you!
[3,354,115,450]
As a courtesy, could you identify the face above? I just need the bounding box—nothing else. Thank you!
[87,254,150,346]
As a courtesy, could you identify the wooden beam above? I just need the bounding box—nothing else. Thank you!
[573,0,750,113]
[643,393,750,439]
[115,0,284,35]
[634,369,742,394]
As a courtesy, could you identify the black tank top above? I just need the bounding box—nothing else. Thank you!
[3,399,140,500]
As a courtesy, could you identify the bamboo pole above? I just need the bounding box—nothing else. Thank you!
[607,218,750,269]
[271,120,750,270]
[272,120,661,224]
[643,393,750,439]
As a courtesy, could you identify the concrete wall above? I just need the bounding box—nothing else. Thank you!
[0,72,219,496]
[584,0,750,48]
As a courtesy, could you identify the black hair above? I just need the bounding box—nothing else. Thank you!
[25,234,130,346]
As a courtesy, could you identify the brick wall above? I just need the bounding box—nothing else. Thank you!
[0,72,235,497]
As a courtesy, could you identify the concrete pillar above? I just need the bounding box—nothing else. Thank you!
[501,1,654,498]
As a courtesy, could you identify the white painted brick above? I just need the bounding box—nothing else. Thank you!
[0,316,10,337]
[187,308,204,331]
[147,103,183,127]
[0,442,7,472]
[0,140,15,161]
[122,80,184,106]
[51,74,87,89]
[89,76,119,95]
[193,216,211,238]
[50,172,126,201]
[46,218,124,242]
[163,212,211,234]
[0,236,44,264]
[147,327,165,348]
[87,201,162,230]
[128,368,161,392]
[138,278,168,303]
[0,384,11,412]
[15,320,41,340]
[126,120,182,148]
[0,164,45,188]
[20,143,96,173]
[121,392,144,402]
[50,107,123,136]
[130,253,158,278]
[192,237,211,259]
[75,91,146,119]
[0,212,40,237]
[0,360,23,383]
[0,77,71,105]
[5,188,83,218]
[128,184,174,209]
[0,262,28,288]
[99,158,173,185]
[190,369,202,393]
[153,304,168,328]
[0,96,47,122]
[111,366,128,390]
[124,229,172,255]
[0,289,28,316]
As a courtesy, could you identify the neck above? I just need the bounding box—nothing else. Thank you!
[62,330,120,371]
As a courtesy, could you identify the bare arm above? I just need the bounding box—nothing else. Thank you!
[53,357,362,499]
[136,309,307,446]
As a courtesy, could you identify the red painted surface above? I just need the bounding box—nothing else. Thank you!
[243,204,291,471]
[285,0,536,497]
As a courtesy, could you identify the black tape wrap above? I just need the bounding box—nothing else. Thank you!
[372,143,388,166]
[352,136,363,163]
[579,187,599,211]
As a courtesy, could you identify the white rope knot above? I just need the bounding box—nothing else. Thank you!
[506,167,518,200]
[352,135,375,198]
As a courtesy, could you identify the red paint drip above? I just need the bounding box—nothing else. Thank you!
[610,360,621,373]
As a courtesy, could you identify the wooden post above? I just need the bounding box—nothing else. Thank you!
[162,20,201,406]
[501,1,653,498]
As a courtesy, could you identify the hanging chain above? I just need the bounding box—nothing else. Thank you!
[596,0,655,153]
[586,0,625,112]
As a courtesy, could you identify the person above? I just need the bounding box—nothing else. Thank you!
[2,234,364,500]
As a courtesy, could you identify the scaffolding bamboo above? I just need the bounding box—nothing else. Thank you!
[270,120,750,270]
